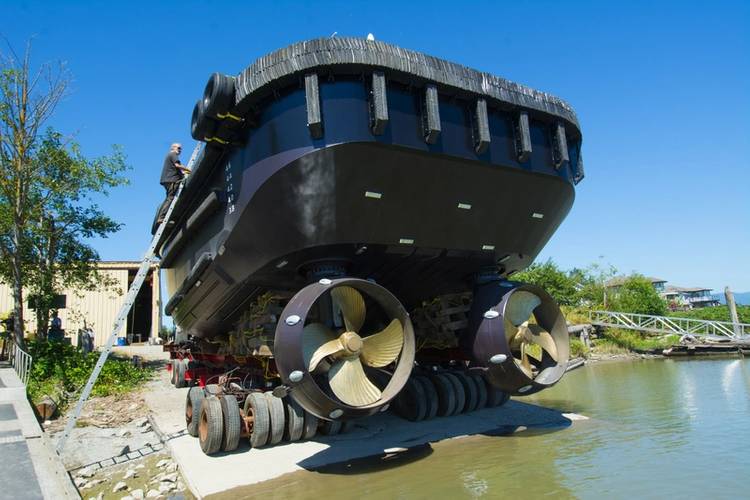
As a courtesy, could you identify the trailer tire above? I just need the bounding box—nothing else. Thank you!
[174,359,187,388]
[264,393,285,445]
[443,373,465,416]
[302,410,318,440]
[283,398,304,442]
[244,393,270,448]
[170,360,176,386]
[199,396,224,454]
[186,387,205,437]
[219,395,241,452]
[468,371,488,410]
[453,371,478,413]
[429,373,456,417]
[415,376,438,420]
[320,419,342,436]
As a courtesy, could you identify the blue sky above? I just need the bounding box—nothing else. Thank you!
[3,0,749,291]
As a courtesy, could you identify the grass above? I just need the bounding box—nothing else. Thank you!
[668,305,750,324]
[26,340,154,413]
[596,328,679,353]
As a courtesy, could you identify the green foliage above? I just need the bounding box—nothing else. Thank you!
[513,259,578,306]
[570,337,589,358]
[26,341,153,409]
[600,328,678,352]
[608,275,667,315]
[668,305,750,324]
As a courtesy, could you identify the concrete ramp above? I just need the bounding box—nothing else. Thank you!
[147,386,583,498]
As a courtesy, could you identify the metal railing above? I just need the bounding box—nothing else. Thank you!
[588,310,749,339]
[9,339,33,386]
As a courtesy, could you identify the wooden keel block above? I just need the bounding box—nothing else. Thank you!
[304,73,323,139]
[553,122,569,169]
[515,111,532,162]
[422,84,441,144]
[369,71,389,135]
[473,98,490,154]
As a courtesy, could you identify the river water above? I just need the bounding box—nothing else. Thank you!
[219,358,750,499]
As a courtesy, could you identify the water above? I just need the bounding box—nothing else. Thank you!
[215,358,750,499]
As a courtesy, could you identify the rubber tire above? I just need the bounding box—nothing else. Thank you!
[191,99,217,141]
[283,398,305,442]
[394,377,427,422]
[302,410,318,440]
[199,396,224,455]
[453,371,478,413]
[205,384,221,396]
[185,387,205,437]
[468,372,488,410]
[264,393,285,446]
[203,73,235,119]
[429,374,456,417]
[486,384,511,408]
[170,360,176,386]
[244,393,270,448]
[443,373,465,416]
[219,395,241,452]
[320,419,342,436]
[174,359,187,388]
[415,376,438,420]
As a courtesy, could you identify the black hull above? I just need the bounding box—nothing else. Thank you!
[161,38,582,339]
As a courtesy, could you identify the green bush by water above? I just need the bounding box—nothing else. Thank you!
[598,328,679,352]
[26,340,153,409]
[668,305,750,324]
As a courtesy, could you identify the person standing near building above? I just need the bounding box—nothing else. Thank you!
[153,143,191,233]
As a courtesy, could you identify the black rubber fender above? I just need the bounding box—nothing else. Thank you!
[190,98,217,141]
[443,373,465,416]
[202,73,235,120]
[415,376,438,420]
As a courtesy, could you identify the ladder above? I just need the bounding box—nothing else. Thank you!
[56,143,203,454]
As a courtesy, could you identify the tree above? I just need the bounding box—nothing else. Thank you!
[609,274,667,316]
[512,259,578,306]
[0,42,128,346]
[569,261,617,307]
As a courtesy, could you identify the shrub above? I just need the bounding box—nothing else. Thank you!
[26,340,153,409]
[608,275,667,316]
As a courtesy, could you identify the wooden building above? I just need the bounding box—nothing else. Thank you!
[0,261,161,347]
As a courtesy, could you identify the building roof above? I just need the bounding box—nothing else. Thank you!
[663,286,713,293]
[605,276,667,287]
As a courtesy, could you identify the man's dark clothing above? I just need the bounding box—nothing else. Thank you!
[160,151,183,185]
[153,181,180,234]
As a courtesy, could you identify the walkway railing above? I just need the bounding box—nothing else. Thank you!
[9,339,33,386]
[588,310,749,339]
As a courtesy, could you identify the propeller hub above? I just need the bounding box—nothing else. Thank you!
[339,331,363,355]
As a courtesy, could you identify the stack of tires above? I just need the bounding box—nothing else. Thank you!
[191,73,237,144]
[185,386,352,455]
[392,370,509,422]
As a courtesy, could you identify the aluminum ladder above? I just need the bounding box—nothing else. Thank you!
[56,143,203,454]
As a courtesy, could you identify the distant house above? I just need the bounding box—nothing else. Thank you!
[661,286,719,310]
[605,276,718,310]
[605,276,667,293]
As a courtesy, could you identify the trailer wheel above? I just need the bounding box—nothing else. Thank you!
[283,398,304,442]
[429,374,456,417]
[219,395,241,452]
[170,360,176,386]
[486,379,510,408]
[453,371,478,413]
[243,393,270,448]
[320,419,342,436]
[199,396,224,454]
[393,377,427,422]
[468,371,488,410]
[302,410,318,440]
[186,387,205,437]
[415,376,438,420]
[174,359,187,388]
[264,393,285,445]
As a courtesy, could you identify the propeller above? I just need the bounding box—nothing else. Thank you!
[302,286,405,406]
[504,291,559,379]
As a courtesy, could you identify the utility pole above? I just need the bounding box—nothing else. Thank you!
[724,286,741,337]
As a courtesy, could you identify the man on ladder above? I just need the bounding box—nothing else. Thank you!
[152,143,192,234]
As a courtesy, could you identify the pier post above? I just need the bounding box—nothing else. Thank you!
[724,287,741,337]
